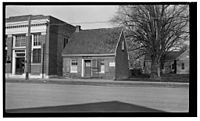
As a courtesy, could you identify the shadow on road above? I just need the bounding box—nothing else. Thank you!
[6,101,164,113]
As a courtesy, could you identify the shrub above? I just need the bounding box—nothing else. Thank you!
[129,68,150,78]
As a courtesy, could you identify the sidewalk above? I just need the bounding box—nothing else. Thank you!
[5,77,189,88]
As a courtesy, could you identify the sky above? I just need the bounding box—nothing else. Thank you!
[6,5,119,29]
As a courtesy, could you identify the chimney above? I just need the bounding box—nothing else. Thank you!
[75,25,81,32]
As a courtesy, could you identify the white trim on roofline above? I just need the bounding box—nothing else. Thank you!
[176,49,189,60]
[114,28,123,55]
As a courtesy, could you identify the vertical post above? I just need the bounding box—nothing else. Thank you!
[41,22,48,79]
[41,34,45,79]
[81,59,84,77]
[25,16,32,80]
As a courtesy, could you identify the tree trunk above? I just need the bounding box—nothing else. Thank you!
[150,60,161,80]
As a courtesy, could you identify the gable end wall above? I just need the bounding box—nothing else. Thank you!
[115,32,129,80]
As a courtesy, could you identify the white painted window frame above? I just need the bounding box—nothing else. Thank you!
[13,34,26,48]
[70,59,78,73]
[109,61,115,67]
[31,33,41,64]
[32,33,41,47]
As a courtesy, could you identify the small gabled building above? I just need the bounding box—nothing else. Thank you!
[176,49,189,74]
[144,49,190,74]
[62,27,129,80]
[5,15,75,78]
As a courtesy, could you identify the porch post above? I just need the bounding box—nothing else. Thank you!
[81,59,84,77]
[12,49,15,75]
[25,15,32,80]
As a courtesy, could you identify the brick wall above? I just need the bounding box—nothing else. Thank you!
[6,63,12,73]
[63,56,115,79]
[48,19,58,75]
[115,32,129,79]
[5,36,13,73]
[48,16,75,76]
[31,64,41,75]
[63,57,82,78]
[89,56,115,79]
[40,35,48,75]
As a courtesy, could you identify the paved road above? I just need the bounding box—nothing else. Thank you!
[5,82,189,112]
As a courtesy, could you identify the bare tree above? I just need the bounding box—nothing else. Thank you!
[112,5,189,79]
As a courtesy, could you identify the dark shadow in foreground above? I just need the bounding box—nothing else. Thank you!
[6,101,164,113]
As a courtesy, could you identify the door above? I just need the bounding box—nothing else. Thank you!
[15,57,25,75]
[84,60,91,77]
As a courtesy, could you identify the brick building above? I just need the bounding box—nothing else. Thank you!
[5,15,75,78]
[62,27,129,80]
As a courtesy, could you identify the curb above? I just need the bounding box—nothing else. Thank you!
[5,78,189,88]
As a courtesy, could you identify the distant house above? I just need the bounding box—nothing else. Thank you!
[5,15,75,78]
[62,27,129,80]
[176,49,190,74]
[144,49,189,74]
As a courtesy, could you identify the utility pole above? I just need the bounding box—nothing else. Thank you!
[25,15,32,80]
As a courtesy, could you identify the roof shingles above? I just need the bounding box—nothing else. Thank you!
[62,27,122,55]
[144,50,187,61]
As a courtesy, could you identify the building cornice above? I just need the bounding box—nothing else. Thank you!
[6,23,47,29]
[6,19,49,29]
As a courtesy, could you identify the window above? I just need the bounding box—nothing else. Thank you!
[15,34,26,47]
[63,38,68,49]
[181,63,185,70]
[99,61,105,73]
[70,60,78,73]
[32,33,41,63]
[122,41,125,50]
[32,49,41,63]
[33,33,41,46]
[109,62,115,67]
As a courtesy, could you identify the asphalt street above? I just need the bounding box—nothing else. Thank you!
[5,81,189,112]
